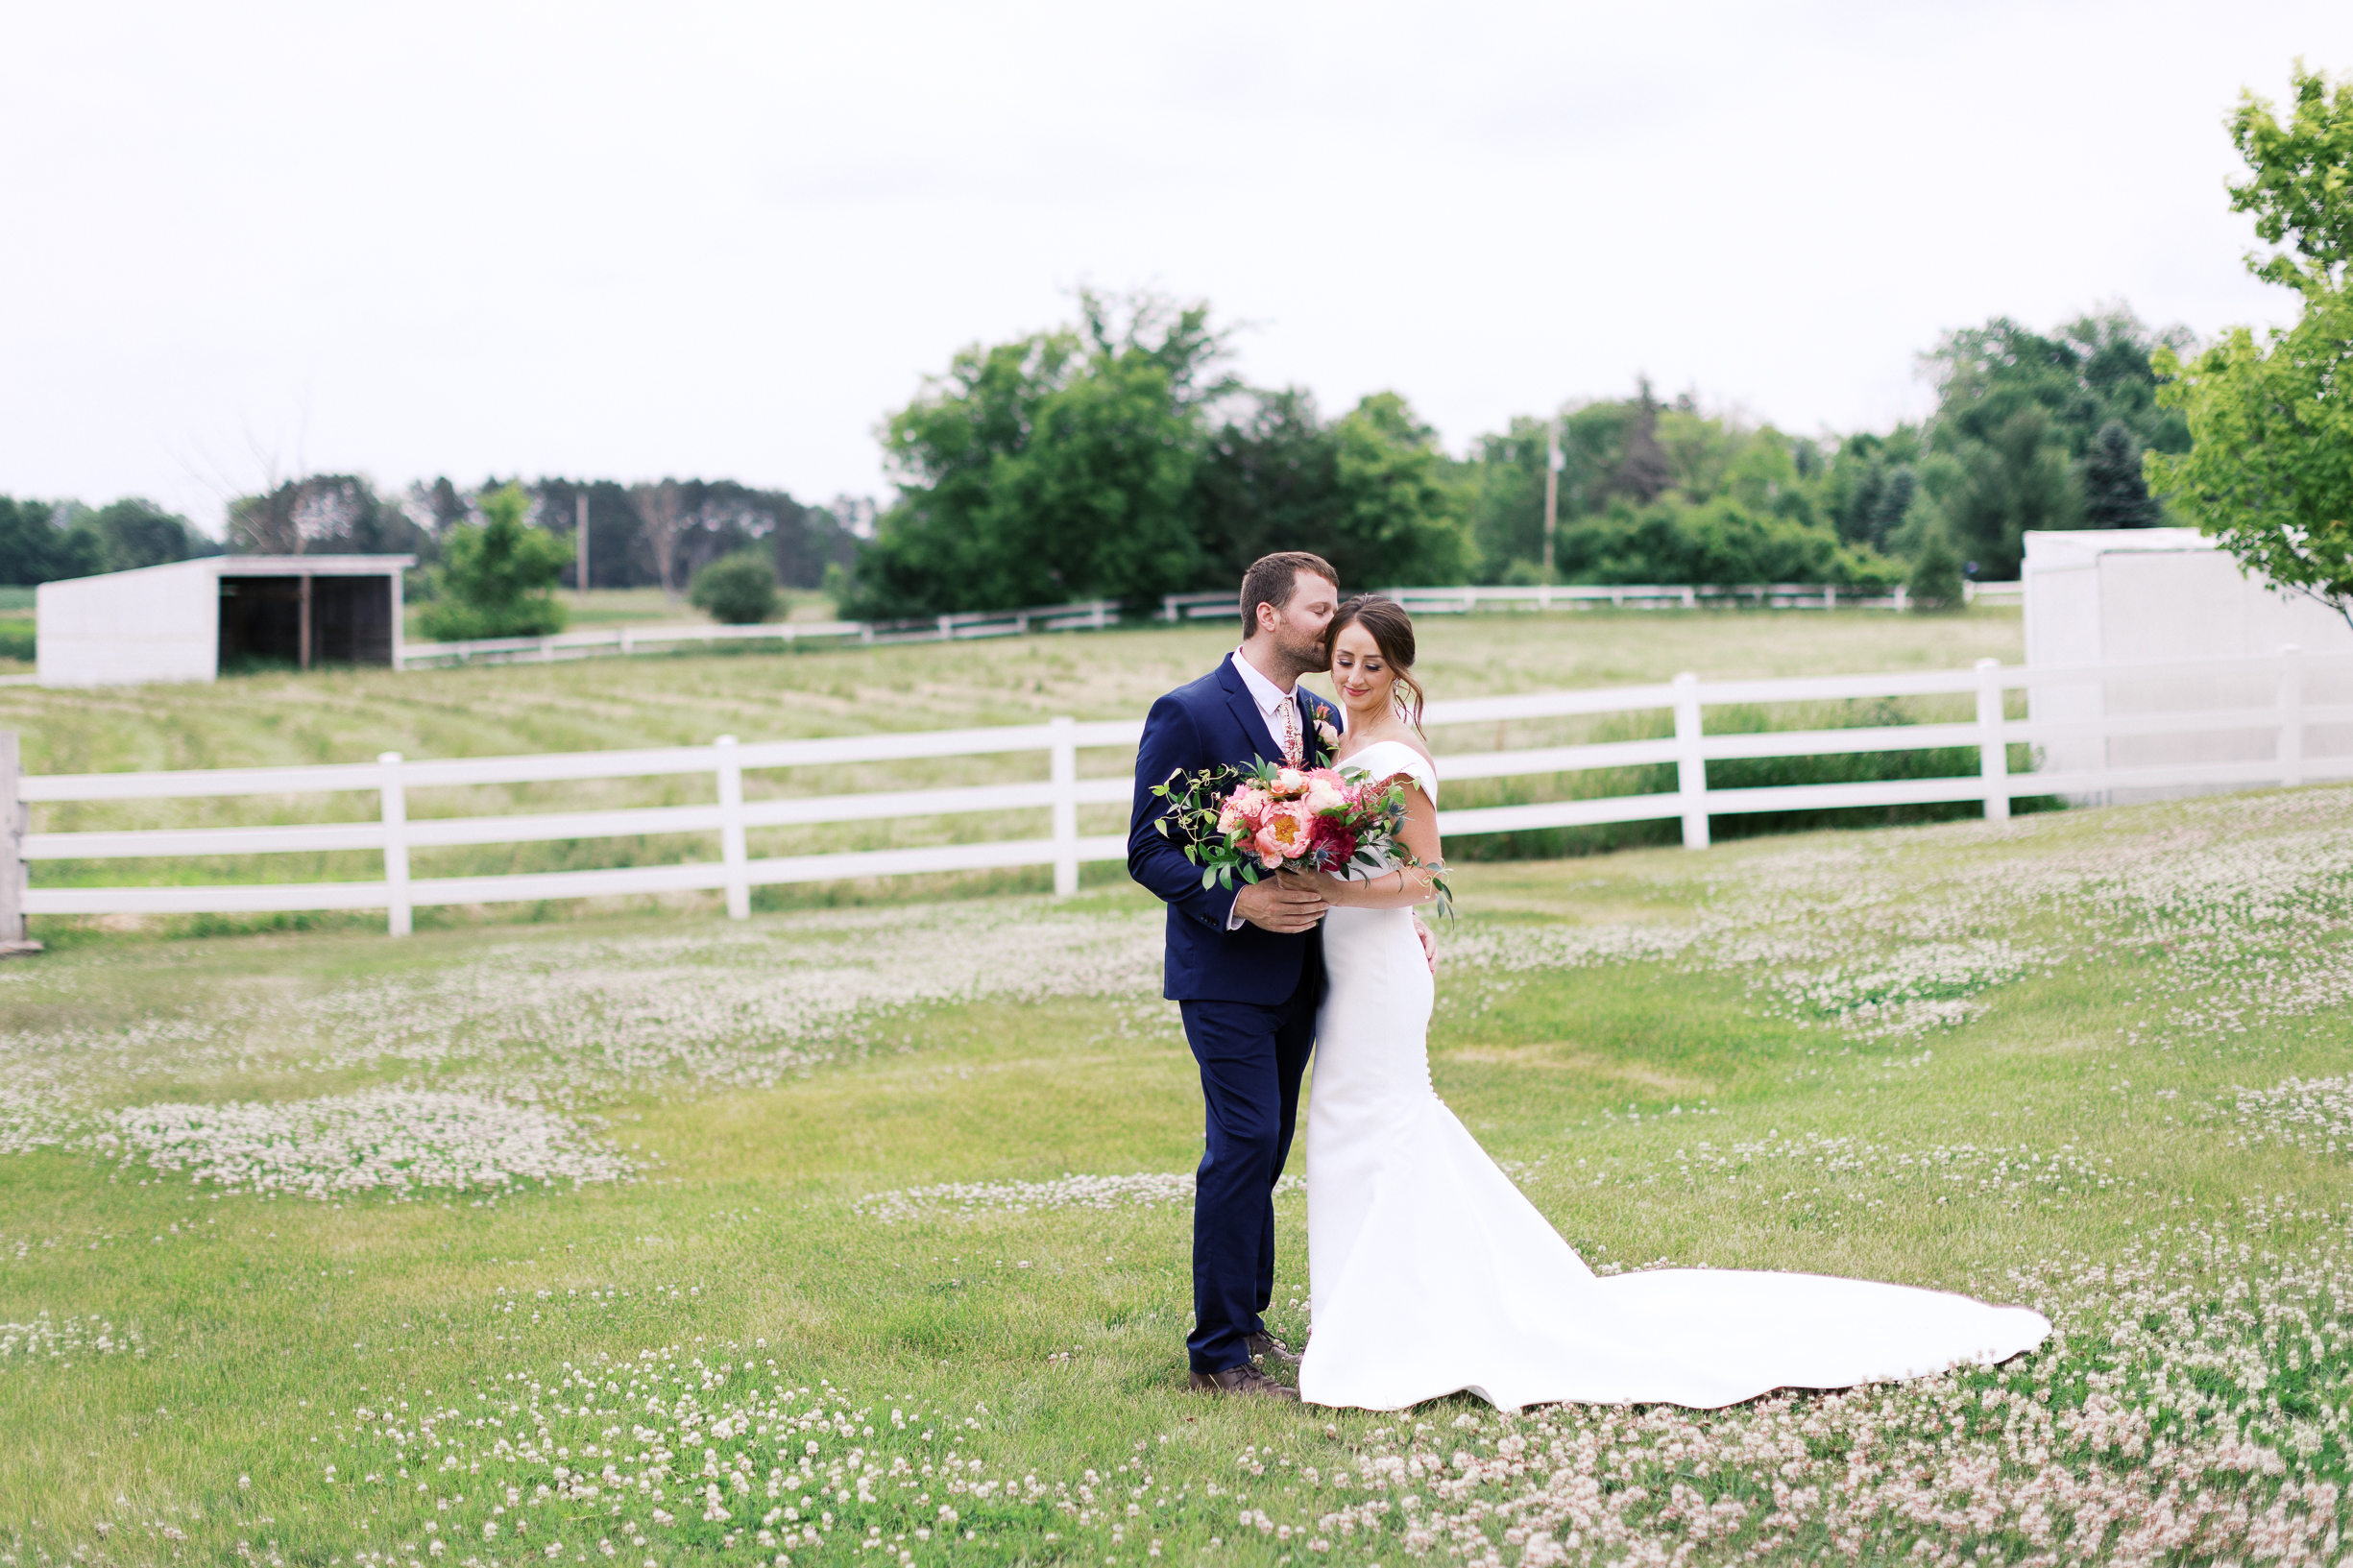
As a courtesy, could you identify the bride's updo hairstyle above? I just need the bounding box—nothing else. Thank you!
[1324,594,1427,732]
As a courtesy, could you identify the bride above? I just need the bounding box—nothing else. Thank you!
[1279,595,2050,1413]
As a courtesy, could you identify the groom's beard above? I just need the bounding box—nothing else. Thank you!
[1267,626,1328,685]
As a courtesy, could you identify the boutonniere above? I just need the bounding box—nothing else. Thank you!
[1314,718,1341,756]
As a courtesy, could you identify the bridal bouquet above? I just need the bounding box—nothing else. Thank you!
[1149,759,1449,909]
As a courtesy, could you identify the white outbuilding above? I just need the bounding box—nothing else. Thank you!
[36,554,414,688]
[2023,527,2353,802]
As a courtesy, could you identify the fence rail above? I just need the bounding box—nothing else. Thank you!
[8,644,2341,934]
[400,600,1122,668]
[1157,581,2022,621]
[15,581,2028,681]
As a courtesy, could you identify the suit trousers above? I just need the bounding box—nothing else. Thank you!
[1179,967,1320,1374]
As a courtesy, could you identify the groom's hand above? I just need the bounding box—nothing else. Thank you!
[1413,913,1437,974]
[1233,878,1329,933]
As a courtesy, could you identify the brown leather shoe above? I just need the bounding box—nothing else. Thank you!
[1247,1329,1300,1364]
[1188,1364,1299,1400]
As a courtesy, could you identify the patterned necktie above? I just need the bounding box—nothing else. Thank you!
[1281,695,1302,767]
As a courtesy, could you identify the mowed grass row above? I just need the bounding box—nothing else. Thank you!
[9,610,2026,933]
[6,784,2353,1564]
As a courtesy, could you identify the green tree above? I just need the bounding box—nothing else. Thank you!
[1820,428,1926,550]
[2147,63,2353,626]
[2080,421,2162,528]
[83,498,202,570]
[1323,392,1471,589]
[844,292,1225,616]
[690,551,779,624]
[1191,389,1344,582]
[1907,528,1965,610]
[1936,406,2083,578]
[1614,379,1672,504]
[2147,286,2353,622]
[2228,60,2353,290]
[1463,401,1631,582]
[418,484,570,640]
[0,497,106,585]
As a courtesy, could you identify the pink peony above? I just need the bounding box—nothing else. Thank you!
[1303,775,1348,814]
[1252,804,1314,864]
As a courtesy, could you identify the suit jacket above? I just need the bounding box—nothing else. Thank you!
[1128,657,1344,1003]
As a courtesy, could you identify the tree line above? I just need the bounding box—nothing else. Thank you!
[0,473,868,598]
[0,304,2212,615]
[837,291,2190,618]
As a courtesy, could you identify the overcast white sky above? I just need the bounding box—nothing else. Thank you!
[3,1,2343,534]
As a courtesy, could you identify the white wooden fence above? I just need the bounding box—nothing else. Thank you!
[400,600,1122,668]
[1156,581,2023,620]
[8,645,2343,936]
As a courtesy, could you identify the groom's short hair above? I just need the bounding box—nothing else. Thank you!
[1240,551,1338,630]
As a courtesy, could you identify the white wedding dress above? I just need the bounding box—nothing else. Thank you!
[1298,739,2050,1412]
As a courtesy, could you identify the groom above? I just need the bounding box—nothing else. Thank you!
[1128,551,1347,1400]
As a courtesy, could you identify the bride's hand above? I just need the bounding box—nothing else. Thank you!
[1276,867,1350,905]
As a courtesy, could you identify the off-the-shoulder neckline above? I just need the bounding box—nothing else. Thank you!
[1335,737,1438,799]
[1341,737,1428,763]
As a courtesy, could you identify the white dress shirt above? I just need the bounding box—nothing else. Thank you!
[1227,649,1305,930]
[1229,648,1303,766]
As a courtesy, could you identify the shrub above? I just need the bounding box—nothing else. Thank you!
[0,621,31,661]
[417,485,570,642]
[690,551,779,625]
[1907,529,1965,611]
[1554,497,1897,589]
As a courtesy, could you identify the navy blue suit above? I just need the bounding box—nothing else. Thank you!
[1128,657,1342,1373]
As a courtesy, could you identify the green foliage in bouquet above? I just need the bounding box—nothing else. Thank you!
[1150,757,1452,916]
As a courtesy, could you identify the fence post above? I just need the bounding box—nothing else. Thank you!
[2279,642,2306,787]
[1672,673,1709,850]
[1092,600,1108,630]
[1825,584,1836,610]
[1894,584,1909,613]
[1680,587,1696,610]
[0,732,21,946]
[378,751,411,937]
[619,626,634,657]
[713,736,750,920]
[1050,715,1079,897]
[1976,658,2010,823]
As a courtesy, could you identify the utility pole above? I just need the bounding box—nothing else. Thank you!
[1542,417,1563,577]
[576,492,590,602]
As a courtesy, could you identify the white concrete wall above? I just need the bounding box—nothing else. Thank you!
[2024,530,2353,803]
[36,559,219,687]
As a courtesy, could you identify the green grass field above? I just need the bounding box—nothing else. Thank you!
[5,609,2026,942]
[6,773,2353,1565]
